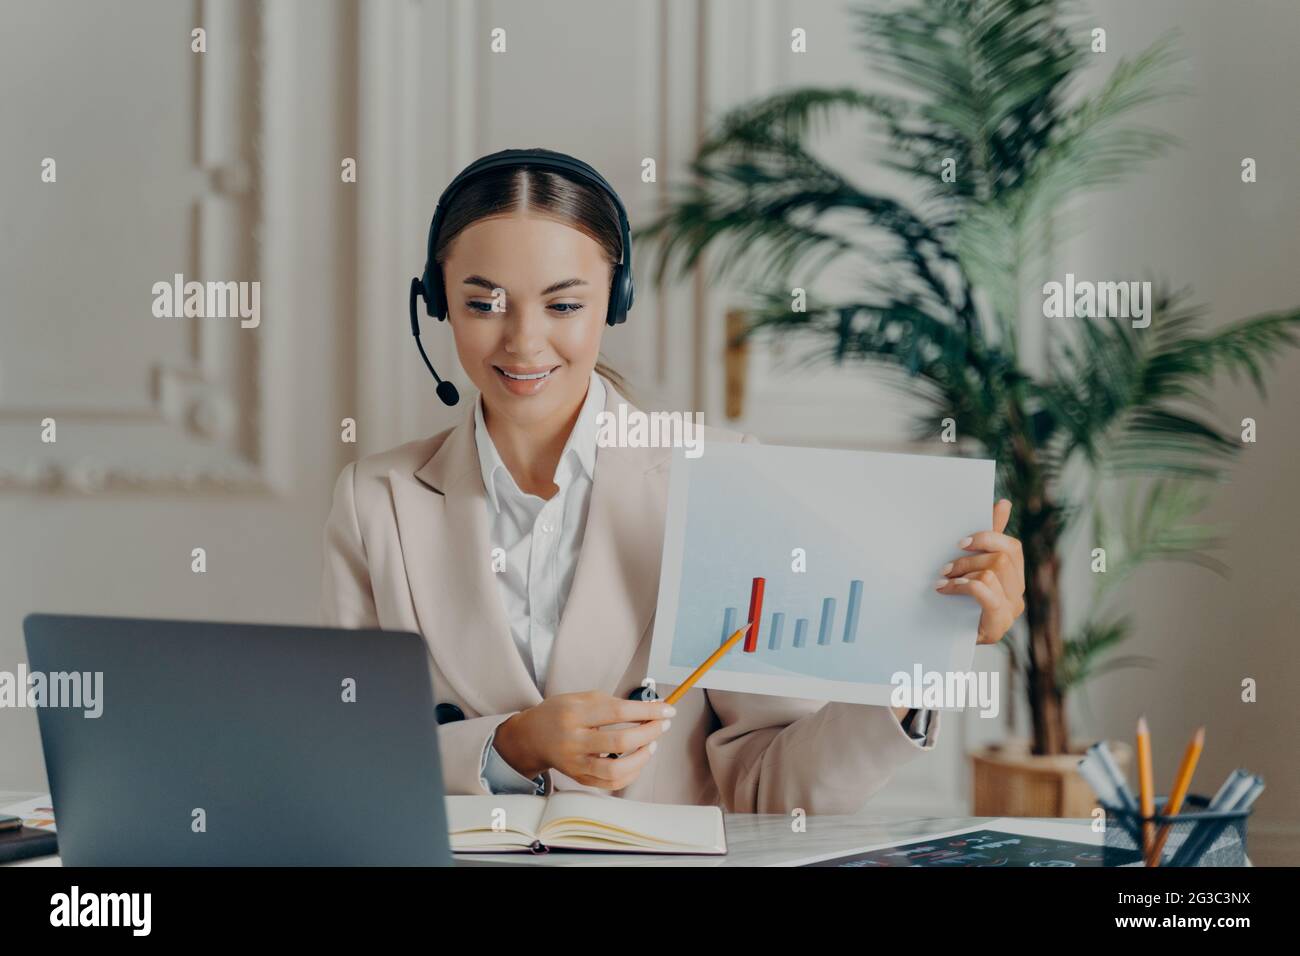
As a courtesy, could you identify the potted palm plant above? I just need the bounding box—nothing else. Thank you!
[637,0,1300,815]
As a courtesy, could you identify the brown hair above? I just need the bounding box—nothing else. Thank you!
[431,158,634,404]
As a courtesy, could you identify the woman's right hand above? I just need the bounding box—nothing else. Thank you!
[492,692,675,791]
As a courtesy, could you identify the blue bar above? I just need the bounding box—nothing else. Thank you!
[768,612,785,650]
[818,597,836,645]
[793,618,808,648]
[721,606,737,646]
[843,579,863,643]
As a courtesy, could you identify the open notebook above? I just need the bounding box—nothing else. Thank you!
[446,792,727,855]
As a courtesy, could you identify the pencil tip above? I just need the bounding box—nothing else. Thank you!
[1137,715,1148,731]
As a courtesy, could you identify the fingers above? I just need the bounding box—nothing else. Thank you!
[591,695,676,726]
[958,529,1022,557]
[949,509,1026,626]
[941,551,1023,610]
[572,744,654,790]
[992,498,1012,534]
[587,718,670,755]
[936,569,1013,645]
[538,692,675,790]
[936,567,1006,605]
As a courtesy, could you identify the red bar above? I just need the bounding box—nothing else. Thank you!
[744,577,765,652]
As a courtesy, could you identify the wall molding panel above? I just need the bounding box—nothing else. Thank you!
[0,0,273,496]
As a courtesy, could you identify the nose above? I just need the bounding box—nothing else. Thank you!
[502,305,549,359]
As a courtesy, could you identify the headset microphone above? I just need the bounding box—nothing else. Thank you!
[409,277,461,407]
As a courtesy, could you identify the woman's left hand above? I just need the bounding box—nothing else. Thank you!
[936,498,1026,645]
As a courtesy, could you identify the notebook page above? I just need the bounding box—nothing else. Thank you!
[539,792,724,851]
[445,795,547,842]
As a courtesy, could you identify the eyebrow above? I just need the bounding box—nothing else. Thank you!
[461,275,589,296]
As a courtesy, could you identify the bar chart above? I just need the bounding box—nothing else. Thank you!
[721,576,866,653]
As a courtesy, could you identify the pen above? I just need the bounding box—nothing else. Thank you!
[1077,751,1142,845]
[1095,741,1139,814]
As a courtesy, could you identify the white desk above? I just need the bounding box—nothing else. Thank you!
[4,788,1102,867]
[454,813,1099,866]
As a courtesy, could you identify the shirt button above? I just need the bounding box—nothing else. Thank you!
[540,520,554,534]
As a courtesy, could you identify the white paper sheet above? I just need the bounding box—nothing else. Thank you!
[0,794,57,831]
[647,443,994,706]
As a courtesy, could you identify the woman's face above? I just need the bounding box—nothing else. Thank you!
[442,213,610,427]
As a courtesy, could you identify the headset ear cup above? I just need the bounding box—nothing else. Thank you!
[428,266,447,321]
[606,274,620,326]
[607,266,634,326]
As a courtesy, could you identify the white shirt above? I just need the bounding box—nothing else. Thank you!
[473,370,606,794]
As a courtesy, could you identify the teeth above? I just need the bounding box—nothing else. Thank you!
[499,367,553,381]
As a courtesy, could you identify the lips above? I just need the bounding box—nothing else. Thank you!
[495,365,559,381]
[492,364,561,395]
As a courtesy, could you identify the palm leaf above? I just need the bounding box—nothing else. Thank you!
[1091,478,1231,596]
[1058,616,1155,691]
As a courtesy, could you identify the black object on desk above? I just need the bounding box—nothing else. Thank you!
[0,826,59,864]
[1101,794,1251,867]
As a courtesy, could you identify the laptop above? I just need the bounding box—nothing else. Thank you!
[22,613,453,866]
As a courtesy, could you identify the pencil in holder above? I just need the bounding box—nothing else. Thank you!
[1101,795,1250,867]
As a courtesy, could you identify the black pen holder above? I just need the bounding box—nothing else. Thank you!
[1102,795,1250,867]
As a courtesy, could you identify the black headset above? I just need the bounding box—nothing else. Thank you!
[409,148,636,407]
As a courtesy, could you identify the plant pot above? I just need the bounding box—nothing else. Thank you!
[970,738,1133,818]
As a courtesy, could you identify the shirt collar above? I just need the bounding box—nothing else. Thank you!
[473,369,606,514]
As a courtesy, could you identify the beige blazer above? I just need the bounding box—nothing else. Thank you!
[320,373,940,814]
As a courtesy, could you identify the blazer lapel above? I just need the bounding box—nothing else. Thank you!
[389,400,544,717]
[389,374,671,712]
[542,379,671,697]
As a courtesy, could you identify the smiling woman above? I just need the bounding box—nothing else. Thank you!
[318,148,1008,815]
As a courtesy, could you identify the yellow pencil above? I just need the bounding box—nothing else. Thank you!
[1146,726,1205,867]
[663,623,752,706]
[1137,715,1155,865]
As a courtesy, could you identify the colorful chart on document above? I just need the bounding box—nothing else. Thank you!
[647,443,994,705]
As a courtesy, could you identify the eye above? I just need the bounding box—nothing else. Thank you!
[550,302,584,315]
[465,300,495,314]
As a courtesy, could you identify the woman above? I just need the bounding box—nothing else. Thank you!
[321,148,1026,814]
